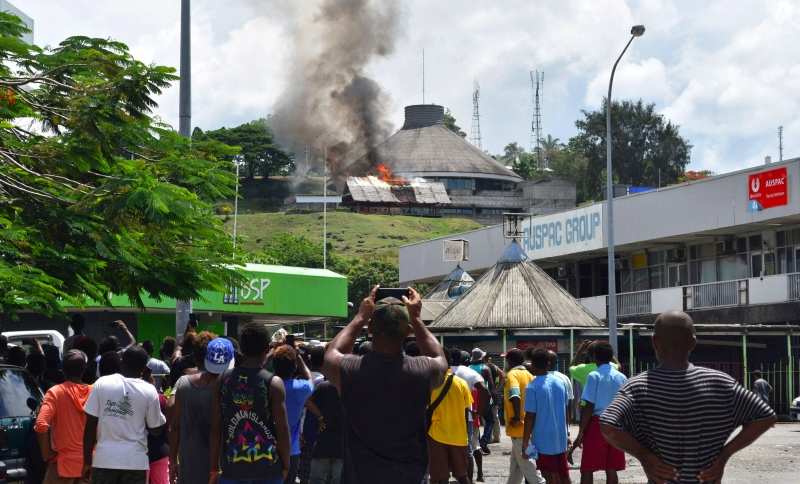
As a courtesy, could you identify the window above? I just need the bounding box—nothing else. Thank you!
[689,242,717,284]
[475,179,503,191]
[440,178,472,190]
[442,208,473,214]
[476,208,504,214]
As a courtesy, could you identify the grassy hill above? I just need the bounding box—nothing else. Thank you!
[224,211,483,260]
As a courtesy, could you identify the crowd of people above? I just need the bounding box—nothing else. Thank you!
[0,295,779,484]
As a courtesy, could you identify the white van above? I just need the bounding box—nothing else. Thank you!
[4,330,65,356]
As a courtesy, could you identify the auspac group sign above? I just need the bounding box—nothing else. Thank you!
[749,167,788,212]
[520,205,603,259]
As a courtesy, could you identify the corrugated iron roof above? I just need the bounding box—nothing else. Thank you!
[424,264,475,300]
[344,177,451,204]
[430,240,604,330]
[420,299,453,322]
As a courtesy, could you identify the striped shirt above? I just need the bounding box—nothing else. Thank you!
[600,365,774,484]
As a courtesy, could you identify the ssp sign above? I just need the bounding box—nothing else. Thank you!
[749,167,788,212]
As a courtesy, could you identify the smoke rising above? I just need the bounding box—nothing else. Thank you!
[268,0,402,186]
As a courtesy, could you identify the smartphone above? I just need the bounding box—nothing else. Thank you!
[188,313,199,327]
[285,334,295,347]
[375,287,410,301]
[109,322,117,328]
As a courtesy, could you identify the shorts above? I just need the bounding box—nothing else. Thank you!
[580,415,626,472]
[536,453,569,477]
[428,437,468,482]
[471,424,480,452]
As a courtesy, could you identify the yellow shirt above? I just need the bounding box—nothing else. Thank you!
[504,366,534,438]
[428,370,473,446]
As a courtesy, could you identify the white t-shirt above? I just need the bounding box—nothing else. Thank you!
[146,358,171,390]
[451,365,484,391]
[84,373,166,470]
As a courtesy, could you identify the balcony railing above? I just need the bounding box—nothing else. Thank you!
[683,279,748,310]
[607,290,651,317]
[789,273,800,300]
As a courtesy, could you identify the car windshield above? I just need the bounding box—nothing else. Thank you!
[0,368,43,417]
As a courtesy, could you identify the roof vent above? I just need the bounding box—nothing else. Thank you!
[402,104,444,129]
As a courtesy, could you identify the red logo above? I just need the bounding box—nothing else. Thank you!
[748,167,788,211]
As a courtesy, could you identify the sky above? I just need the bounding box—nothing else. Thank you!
[18,0,800,175]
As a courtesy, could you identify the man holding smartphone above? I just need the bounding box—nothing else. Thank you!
[324,286,448,484]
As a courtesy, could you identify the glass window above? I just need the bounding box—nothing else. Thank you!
[475,179,502,191]
[649,266,664,289]
[697,243,715,259]
[0,369,42,417]
[441,178,472,190]
[737,237,747,253]
[647,250,664,266]
[749,234,763,252]
[700,259,717,283]
[735,253,749,279]
[751,253,763,278]
[633,268,649,291]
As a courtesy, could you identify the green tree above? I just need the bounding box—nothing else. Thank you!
[194,118,293,181]
[573,98,692,190]
[0,13,239,316]
[549,142,593,202]
[444,109,467,138]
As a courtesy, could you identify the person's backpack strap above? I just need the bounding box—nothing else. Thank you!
[426,373,455,431]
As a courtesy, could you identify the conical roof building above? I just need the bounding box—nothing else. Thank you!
[423,263,475,300]
[345,104,524,224]
[430,240,604,330]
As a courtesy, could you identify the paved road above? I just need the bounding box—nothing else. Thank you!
[467,423,800,483]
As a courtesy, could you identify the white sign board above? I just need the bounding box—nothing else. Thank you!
[443,239,469,261]
[520,205,603,259]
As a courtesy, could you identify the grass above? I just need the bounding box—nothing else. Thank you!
[223,211,483,260]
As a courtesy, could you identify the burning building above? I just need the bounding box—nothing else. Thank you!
[344,104,527,224]
[341,175,451,216]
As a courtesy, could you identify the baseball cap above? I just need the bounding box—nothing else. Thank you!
[371,297,410,338]
[471,347,487,364]
[63,348,88,364]
[205,338,235,374]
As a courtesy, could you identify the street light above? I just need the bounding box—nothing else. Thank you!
[232,160,243,255]
[607,25,645,357]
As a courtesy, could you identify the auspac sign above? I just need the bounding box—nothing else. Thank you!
[749,167,788,212]
[521,206,603,259]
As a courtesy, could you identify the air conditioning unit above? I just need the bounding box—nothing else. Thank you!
[614,258,630,271]
[715,240,736,254]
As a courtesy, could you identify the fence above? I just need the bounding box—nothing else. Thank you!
[623,359,797,415]
[615,290,651,316]
[789,273,800,300]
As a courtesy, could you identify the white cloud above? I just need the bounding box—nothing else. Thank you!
[17,0,800,173]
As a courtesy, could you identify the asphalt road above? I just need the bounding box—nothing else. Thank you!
[466,423,800,483]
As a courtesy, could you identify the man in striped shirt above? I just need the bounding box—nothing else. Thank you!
[600,310,776,484]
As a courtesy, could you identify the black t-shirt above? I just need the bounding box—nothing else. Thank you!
[311,380,343,459]
[339,353,431,484]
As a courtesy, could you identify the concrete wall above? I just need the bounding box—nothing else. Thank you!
[519,179,577,215]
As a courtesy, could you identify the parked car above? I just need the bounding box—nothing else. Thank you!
[0,364,44,484]
[791,396,800,421]
[3,331,65,357]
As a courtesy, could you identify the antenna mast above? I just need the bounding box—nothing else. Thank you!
[422,49,425,104]
[470,80,482,150]
[779,126,784,161]
[530,70,544,168]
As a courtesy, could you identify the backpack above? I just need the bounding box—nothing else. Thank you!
[426,373,454,432]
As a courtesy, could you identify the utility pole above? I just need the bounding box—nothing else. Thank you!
[175,0,192,341]
[779,126,784,162]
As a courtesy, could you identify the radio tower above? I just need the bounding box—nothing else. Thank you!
[530,71,544,167]
[779,126,784,161]
[470,80,482,150]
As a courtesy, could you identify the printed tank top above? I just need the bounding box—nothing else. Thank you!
[219,367,283,480]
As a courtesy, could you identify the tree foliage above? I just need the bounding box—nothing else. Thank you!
[0,13,240,316]
[193,118,294,181]
[444,109,467,138]
[573,98,692,189]
[678,170,715,183]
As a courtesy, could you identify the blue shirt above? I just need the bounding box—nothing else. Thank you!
[582,363,627,416]
[523,373,569,455]
[285,379,315,455]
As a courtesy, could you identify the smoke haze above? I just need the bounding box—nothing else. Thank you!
[266,0,403,185]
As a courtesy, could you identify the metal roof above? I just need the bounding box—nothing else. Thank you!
[423,264,475,300]
[430,240,605,330]
[345,105,521,181]
[343,177,451,205]
[420,299,453,322]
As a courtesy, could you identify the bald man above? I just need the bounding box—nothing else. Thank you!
[599,310,776,484]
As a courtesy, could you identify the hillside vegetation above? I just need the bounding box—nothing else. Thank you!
[224,211,483,260]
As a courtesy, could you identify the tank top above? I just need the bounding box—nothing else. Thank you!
[219,367,283,480]
[175,373,214,483]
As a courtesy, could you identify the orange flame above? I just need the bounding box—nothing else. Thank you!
[376,164,406,183]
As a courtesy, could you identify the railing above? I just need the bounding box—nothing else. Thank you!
[789,273,800,300]
[683,279,748,310]
[608,290,651,317]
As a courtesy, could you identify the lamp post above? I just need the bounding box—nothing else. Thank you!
[232,160,242,255]
[607,25,645,357]
[323,146,327,270]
